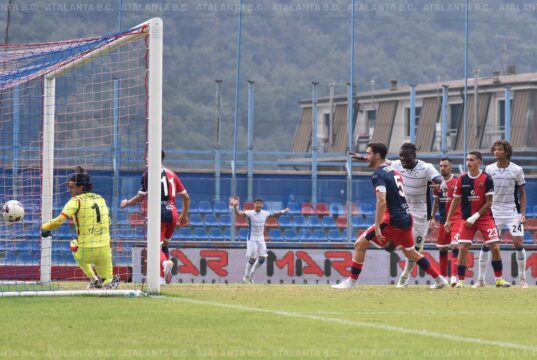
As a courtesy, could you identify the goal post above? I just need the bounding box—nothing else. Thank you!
[0,18,163,296]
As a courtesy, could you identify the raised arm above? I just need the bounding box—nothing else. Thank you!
[270,208,289,218]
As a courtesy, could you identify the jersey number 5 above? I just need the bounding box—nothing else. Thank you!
[394,174,405,197]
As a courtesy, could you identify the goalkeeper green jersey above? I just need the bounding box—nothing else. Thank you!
[60,193,111,248]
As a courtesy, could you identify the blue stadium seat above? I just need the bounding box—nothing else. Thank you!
[342,228,358,240]
[188,201,199,214]
[269,229,283,242]
[176,227,193,240]
[52,252,65,264]
[312,229,327,242]
[524,232,534,244]
[322,216,337,229]
[208,228,224,241]
[327,229,342,242]
[238,228,250,241]
[4,253,18,264]
[219,214,231,227]
[533,205,537,217]
[283,229,298,242]
[293,215,306,228]
[352,216,369,228]
[363,214,375,227]
[31,241,41,252]
[15,242,32,251]
[189,214,203,227]
[359,203,375,215]
[306,216,322,228]
[223,228,231,240]
[298,229,312,241]
[18,253,33,264]
[278,215,293,228]
[198,201,213,214]
[204,214,219,227]
[287,202,301,215]
[193,228,209,240]
[213,200,229,214]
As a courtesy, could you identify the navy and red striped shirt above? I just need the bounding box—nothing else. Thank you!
[433,176,461,224]
[453,171,494,220]
[371,164,412,229]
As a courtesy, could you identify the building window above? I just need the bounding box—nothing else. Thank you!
[405,107,421,137]
[498,99,513,131]
[366,110,376,136]
[449,103,463,132]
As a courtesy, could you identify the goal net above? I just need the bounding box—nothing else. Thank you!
[0,18,163,296]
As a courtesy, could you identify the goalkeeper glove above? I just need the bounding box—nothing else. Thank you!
[466,212,480,225]
[41,230,52,238]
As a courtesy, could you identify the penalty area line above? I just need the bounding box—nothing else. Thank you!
[153,295,537,353]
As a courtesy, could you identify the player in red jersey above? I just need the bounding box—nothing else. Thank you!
[431,158,461,286]
[332,142,448,289]
[444,151,510,288]
[121,150,190,284]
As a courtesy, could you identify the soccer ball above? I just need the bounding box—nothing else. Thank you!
[2,200,25,223]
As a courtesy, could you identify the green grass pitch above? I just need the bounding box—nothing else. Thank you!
[1,284,536,359]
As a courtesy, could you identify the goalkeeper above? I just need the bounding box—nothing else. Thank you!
[41,167,117,289]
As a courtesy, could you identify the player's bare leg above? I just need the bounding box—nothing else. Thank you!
[332,235,367,289]
[401,247,448,289]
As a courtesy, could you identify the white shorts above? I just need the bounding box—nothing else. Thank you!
[412,217,429,250]
[246,239,267,258]
[495,217,524,237]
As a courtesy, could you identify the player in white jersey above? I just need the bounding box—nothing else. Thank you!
[390,143,445,287]
[475,140,528,288]
[232,197,289,284]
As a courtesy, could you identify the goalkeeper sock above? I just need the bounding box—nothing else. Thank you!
[515,247,526,280]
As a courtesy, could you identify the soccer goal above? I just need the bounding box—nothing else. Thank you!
[0,18,163,296]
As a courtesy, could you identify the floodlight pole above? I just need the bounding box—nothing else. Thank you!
[214,80,223,201]
[231,0,243,242]
[311,81,319,204]
[505,86,511,142]
[346,0,356,243]
[247,80,255,201]
[463,0,469,168]
[441,85,449,158]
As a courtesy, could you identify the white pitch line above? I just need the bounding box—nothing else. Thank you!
[299,311,536,315]
[154,296,537,353]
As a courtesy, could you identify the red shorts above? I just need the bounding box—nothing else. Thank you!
[364,223,414,250]
[437,220,460,248]
[457,217,499,244]
[161,206,179,241]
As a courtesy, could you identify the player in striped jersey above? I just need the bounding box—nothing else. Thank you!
[121,150,190,285]
[445,151,510,288]
[332,142,448,289]
[475,140,528,288]
[431,158,460,286]
[390,143,445,288]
